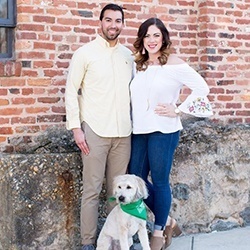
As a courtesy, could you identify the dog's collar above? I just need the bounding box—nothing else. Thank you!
[120,199,147,220]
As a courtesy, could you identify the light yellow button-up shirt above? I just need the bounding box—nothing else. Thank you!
[65,35,133,137]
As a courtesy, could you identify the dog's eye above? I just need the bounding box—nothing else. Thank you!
[127,185,131,189]
[118,185,121,189]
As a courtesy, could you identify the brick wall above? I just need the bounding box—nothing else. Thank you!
[0,0,249,153]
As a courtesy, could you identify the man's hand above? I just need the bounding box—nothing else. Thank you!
[72,128,90,155]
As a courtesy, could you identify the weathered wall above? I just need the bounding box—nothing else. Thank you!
[171,120,250,233]
[0,0,249,152]
[0,121,249,249]
[0,153,83,250]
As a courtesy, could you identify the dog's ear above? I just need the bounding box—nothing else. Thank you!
[135,176,148,199]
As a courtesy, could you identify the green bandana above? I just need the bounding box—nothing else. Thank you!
[120,199,147,220]
[108,197,147,220]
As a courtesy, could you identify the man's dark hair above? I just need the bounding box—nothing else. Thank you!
[99,3,124,23]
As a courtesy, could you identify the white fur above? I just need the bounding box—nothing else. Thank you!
[97,174,150,250]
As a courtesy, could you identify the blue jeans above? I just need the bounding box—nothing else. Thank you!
[128,131,180,229]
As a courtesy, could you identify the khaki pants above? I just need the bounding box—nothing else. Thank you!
[80,122,131,245]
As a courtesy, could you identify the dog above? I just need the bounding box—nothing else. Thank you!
[96,174,150,250]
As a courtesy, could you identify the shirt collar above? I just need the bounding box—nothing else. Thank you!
[96,34,120,48]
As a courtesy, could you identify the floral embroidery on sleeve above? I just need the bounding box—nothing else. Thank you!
[179,96,213,117]
[187,97,212,115]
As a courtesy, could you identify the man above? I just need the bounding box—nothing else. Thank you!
[65,4,133,250]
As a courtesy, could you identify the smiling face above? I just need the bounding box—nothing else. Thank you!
[100,9,124,46]
[143,24,163,59]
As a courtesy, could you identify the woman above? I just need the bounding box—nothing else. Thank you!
[129,18,212,250]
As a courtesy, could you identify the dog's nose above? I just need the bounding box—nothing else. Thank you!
[118,195,125,202]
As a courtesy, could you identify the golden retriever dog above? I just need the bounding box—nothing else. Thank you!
[97,174,150,250]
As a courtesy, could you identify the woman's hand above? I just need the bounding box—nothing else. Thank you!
[72,128,90,155]
[154,103,179,117]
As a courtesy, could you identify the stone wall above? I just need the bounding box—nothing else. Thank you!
[0,153,83,250]
[170,120,250,233]
[0,121,249,249]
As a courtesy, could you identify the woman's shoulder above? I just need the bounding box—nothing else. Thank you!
[167,54,186,65]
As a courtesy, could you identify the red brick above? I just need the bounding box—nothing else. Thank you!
[0,127,13,135]
[34,88,46,94]
[226,89,241,94]
[236,18,250,25]
[11,117,36,124]
[0,89,7,95]
[26,107,50,114]
[46,8,68,16]
[198,1,215,7]
[236,110,250,116]
[18,24,45,31]
[33,16,55,24]
[47,88,60,94]
[236,34,250,40]
[225,11,243,17]
[22,70,38,77]
[18,5,43,14]
[226,103,242,109]
[0,108,23,116]
[217,95,234,101]
[34,61,54,68]
[203,72,225,78]
[77,2,97,9]
[37,115,65,123]
[18,51,46,59]
[34,42,56,50]
[52,35,63,42]
[51,0,77,8]
[52,106,66,113]
[219,111,235,116]
[0,137,6,143]
[0,99,9,105]
[56,62,69,68]
[22,88,34,95]
[57,18,80,26]
[50,26,71,32]
[217,2,236,8]
[44,70,64,77]
[12,97,36,105]
[176,0,195,6]
[37,97,60,104]
[17,32,37,40]
[210,88,225,94]
[0,118,9,124]
[37,34,50,41]
[27,79,51,86]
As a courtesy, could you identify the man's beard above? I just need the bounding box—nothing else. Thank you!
[102,28,121,41]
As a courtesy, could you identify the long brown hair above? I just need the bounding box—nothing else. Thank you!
[133,18,172,71]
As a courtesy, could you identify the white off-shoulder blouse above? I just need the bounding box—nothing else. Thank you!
[130,63,213,134]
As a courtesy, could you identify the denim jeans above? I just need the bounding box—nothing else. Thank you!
[128,131,180,228]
